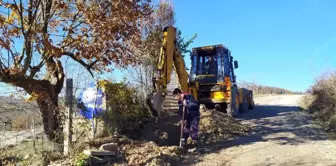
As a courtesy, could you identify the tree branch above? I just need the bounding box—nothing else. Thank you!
[21,0,38,75]
[17,0,26,38]
[0,38,16,65]
[32,0,41,24]
[0,58,3,74]
[29,55,49,79]
[62,52,97,77]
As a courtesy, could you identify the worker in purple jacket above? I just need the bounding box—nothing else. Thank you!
[172,88,205,152]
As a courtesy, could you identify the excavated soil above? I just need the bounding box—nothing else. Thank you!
[198,106,251,145]
[49,98,250,166]
[110,106,251,166]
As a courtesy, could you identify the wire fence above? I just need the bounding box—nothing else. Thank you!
[0,76,150,165]
[0,86,103,165]
[0,91,51,165]
[0,93,55,164]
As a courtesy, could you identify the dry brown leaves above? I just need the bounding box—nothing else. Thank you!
[0,0,153,77]
[119,141,181,166]
[52,136,182,166]
[56,0,153,69]
[116,108,251,165]
[50,107,251,165]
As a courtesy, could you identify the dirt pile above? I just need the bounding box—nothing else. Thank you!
[199,106,251,144]
[113,110,249,166]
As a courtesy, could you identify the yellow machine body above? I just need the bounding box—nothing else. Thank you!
[147,26,254,118]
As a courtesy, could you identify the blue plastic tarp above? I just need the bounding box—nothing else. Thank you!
[76,82,105,119]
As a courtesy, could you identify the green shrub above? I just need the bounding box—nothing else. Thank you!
[74,152,90,166]
[99,80,150,137]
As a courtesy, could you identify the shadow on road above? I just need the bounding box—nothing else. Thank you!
[237,104,302,120]
[183,104,332,165]
[237,104,327,143]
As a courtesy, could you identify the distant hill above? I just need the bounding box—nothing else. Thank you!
[238,81,302,95]
[0,96,40,131]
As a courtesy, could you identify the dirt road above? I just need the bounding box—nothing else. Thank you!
[193,95,336,166]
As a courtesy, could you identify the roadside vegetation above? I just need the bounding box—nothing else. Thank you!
[301,71,336,132]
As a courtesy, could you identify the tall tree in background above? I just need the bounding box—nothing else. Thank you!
[0,0,152,144]
[129,0,197,97]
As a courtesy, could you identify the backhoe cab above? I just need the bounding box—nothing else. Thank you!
[189,45,254,116]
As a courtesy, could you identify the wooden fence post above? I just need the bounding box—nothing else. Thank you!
[64,78,73,156]
[102,84,109,136]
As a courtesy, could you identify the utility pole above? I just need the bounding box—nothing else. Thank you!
[64,78,73,156]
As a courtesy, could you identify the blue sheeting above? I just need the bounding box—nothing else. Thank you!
[76,82,105,119]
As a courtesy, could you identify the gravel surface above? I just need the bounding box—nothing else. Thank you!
[192,95,336,166]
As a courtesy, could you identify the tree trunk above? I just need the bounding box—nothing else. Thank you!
[2,58,66,148]
[36,92,63,145]
[1,76,64,146]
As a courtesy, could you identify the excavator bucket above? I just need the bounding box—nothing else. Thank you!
[146,90,165,122]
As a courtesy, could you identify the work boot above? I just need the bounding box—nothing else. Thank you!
[194,139,206,153]
[180,138,187,148]
[179,138,188,153]
[154,116,159,124]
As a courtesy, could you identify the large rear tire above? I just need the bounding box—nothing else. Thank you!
[239,99,249,113]
[239,89,249,113]
[227,86,239,117]
[248,91,255,109]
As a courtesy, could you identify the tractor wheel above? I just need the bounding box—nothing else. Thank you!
[227,86,239,117]
[248,92,255,109]
[239,98,249,113]
[239,89,249,113]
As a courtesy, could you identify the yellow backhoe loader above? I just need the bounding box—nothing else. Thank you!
[147,26,254,120]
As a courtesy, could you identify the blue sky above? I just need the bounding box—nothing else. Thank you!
[1,0,335,94]
[170,0,336,92]
[112,0,336,92]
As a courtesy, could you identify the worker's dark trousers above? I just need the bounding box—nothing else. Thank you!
[182,116,200,142]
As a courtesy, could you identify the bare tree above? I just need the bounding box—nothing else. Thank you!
[128,0,197,97]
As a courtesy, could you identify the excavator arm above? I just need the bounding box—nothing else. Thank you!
[147,26,189,121]
[155,26,189,93]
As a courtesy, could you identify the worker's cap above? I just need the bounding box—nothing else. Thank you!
[172,88,183,95]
